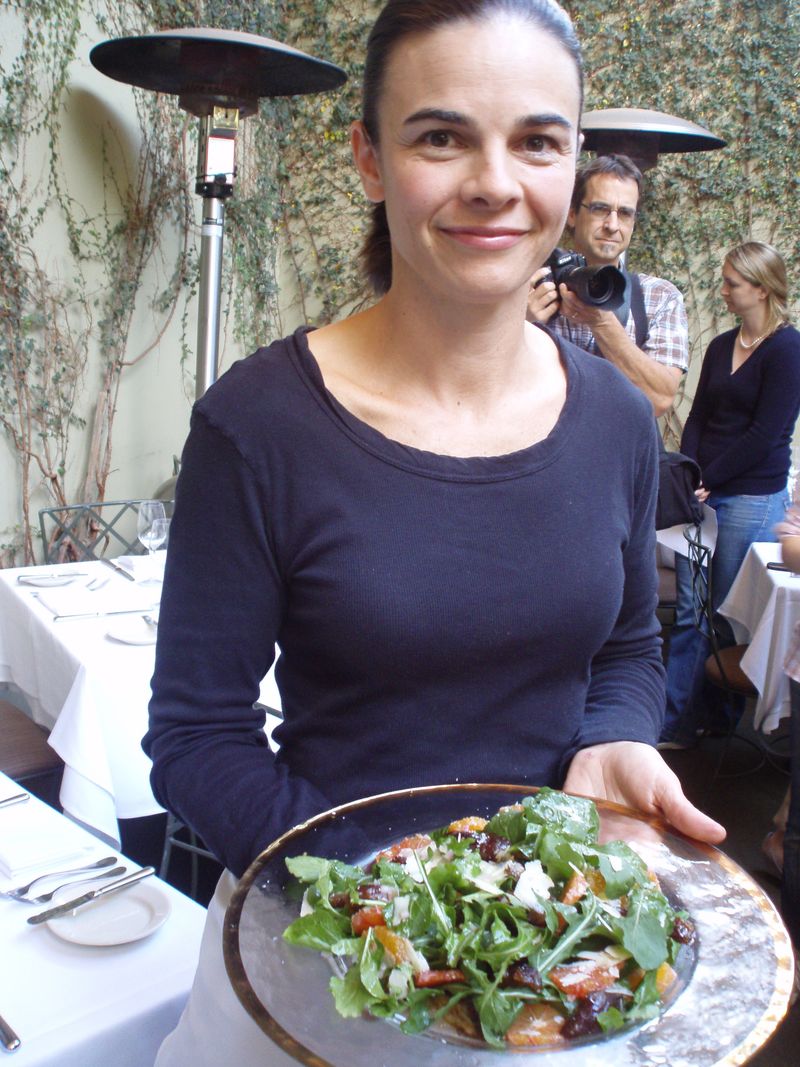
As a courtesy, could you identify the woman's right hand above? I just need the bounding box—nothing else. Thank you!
[527,267,560,324]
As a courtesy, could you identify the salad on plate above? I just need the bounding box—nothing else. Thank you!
[282,789,695,1048]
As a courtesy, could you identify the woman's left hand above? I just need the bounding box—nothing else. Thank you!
[564,741,726,844]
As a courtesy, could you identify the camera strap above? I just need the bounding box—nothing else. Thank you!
[627,271,650,349]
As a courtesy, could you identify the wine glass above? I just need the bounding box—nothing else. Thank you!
[137,501,167,556]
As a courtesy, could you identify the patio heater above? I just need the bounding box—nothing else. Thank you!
[580,107,726,172]
[90,28,347,399]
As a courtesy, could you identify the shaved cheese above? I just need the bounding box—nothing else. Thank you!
[300,889,314,917]
[511,860,554,909]
[390,895,410,923]
[467,860,508,896]
[388,966,412,997]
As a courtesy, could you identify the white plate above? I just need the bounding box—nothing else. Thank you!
[106,617,158,645]
[17,574,78,588]
[46,882,171,946]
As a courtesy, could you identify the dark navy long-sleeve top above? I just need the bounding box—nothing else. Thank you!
[680,325,800,494]
[143,327,664,877]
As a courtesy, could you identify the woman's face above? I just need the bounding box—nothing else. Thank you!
[721,261,767,318]
[352,14,582,304]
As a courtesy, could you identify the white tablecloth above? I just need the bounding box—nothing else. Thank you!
[0,774,205,1067]
[0,562,282,843]
[719,541,800,733]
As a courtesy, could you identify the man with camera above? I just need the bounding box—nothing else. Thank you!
[528,154,688,416]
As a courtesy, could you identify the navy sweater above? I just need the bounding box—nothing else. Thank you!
[144,327,665,877]
[680,325,800,494]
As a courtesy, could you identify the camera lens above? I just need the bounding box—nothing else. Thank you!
[585,273,615,304]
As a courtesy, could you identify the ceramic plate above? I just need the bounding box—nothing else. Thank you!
[106,617,158,645]
[223,784,794,1067]
[17,574,78,588]
[46,882,171,946]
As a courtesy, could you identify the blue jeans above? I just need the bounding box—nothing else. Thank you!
[662,489,788,744]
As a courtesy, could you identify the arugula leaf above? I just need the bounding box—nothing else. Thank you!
[535,894,600,975]
[285,854,362,885]
[416,853,452,938]
[597,1005,627,1033]
[285,855,331,882]
[620,886,672,970]
[537,830,586,881]
[330,966,374,1018]
[283,908,351,952]
[404,890,433,939]
[399,992,435,1034]
[523,789,600,843]
[627,967,663,1020]
[485,807,527,844]
[476,986,524,1048]
[595,841,649,898]
[358,929,387,1000]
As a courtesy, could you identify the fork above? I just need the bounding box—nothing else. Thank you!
[87,575,110,591]
[0,855,118,900]
[22,865,127,904]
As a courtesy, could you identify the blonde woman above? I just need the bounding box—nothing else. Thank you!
[661,242,800,747]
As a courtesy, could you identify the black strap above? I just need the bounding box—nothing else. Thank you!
[628,272,649,349]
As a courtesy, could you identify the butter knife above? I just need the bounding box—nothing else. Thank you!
[0,792,29,810]
[27,866,155,924]
[0,1011,20,1052]
[100,557,136,582]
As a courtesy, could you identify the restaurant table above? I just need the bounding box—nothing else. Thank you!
[0,772,205,1067]
[0,560,282,844]
[719,540,800,734]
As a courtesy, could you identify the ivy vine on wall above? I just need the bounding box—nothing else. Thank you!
[1,0,798,562]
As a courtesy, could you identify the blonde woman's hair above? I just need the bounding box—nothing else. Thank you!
[725,241,790,333]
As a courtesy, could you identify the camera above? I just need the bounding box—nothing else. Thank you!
[542,247,626,310]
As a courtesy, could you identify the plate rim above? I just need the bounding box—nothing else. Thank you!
[223,782,795,1066]
[105,619,158,645]
[46,880,171,946]
[17,574,77,587]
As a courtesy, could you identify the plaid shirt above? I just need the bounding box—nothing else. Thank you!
[550,272,689,372]
[777,504,800,681]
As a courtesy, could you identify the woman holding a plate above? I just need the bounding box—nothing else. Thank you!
[145,0,725,1061]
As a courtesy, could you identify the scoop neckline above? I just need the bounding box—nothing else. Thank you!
[286,326,583,484]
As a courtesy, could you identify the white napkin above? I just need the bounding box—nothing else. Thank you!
[0,802,95,879]
[35,583,159,620]
[115,551,166,582]
[656,502,718,558]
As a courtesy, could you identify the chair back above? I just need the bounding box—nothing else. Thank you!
[39,499,173,564]
[682,524,742,692]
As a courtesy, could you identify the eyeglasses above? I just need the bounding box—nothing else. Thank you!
[580,201,638,223]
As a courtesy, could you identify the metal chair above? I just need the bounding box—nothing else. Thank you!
[656,558,677,662]
[39,499,173,564]
[682,525,762,778]
[159,815,219,902]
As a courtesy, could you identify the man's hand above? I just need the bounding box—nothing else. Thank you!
[527,267,560,324]
[558,285,617,331]
[558,285,682,416]
[563,740,726,844]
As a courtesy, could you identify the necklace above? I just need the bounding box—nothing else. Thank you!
[738,327,767,349]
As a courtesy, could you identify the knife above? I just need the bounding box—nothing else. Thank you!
[100,557,136,582]
[50,605,159,622]
[27,866,155,924]
[0,1011,20,1052]
[0,792,29,810]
